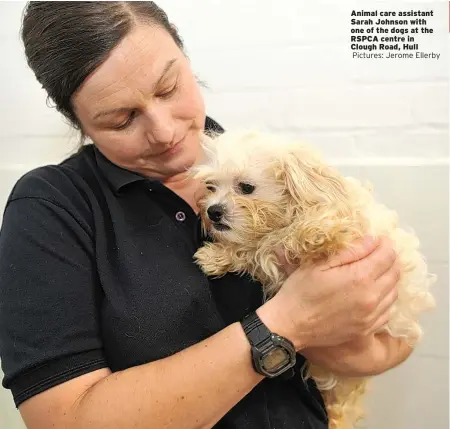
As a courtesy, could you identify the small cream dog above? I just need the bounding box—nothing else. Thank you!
[192,130,436,429]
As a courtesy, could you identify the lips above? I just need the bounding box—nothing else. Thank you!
[158,142,179,156]
[155,136,185,156]
[213,222,231,231]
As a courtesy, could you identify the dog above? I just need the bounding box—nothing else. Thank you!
[192,130,436,429]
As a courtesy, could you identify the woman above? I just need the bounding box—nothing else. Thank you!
[0,2,410,428]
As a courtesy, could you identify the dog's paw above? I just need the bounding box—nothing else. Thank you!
[194,244,230,277]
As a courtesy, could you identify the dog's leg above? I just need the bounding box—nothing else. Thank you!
[254,245,288,298]
[194,242,234,277]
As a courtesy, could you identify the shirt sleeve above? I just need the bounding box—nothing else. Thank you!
[0,171,107,407]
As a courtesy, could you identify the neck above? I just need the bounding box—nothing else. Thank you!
[163,172,202,214]
[162,171,193,189]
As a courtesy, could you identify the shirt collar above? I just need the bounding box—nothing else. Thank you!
[94,146,152,194]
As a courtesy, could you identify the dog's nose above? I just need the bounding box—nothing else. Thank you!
[207,204,224,222]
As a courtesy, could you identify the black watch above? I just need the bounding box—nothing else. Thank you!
[240,311,296,378]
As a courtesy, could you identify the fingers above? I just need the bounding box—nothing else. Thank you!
[365,287,398,334]
[324,235,380,270]
[360,236,398,281]
[363,266,400,334]
[378,258,402,297]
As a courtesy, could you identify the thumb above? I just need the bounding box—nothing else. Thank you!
[324,235,380,269]
[274,245,298,277]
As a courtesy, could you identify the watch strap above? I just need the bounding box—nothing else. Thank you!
[241,311,272,347]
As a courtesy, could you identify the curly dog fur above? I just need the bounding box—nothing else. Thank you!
[192,130,436,429]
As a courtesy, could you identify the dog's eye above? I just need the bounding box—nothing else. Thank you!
[206,183,216,192]
[239,183,255,195]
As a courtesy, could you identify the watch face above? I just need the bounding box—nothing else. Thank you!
[262,346,290,372]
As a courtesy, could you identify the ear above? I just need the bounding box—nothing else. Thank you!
[276,148,351,217]
[275,147,364,259]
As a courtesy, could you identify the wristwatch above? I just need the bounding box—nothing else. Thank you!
[240,311,296,378]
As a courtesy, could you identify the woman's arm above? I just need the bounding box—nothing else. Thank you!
[20,325,410,429]
[301,332,414,377]
[20,322,264,429]
[18,234,400,429]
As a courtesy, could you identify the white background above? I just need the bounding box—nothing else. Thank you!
[0,1,448,428]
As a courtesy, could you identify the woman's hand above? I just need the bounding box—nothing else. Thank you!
[257,235,401,351]
[300,332,413,377]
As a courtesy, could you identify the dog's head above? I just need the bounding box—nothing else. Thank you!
[193,130,356,252]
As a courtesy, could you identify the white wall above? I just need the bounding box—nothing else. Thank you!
[1,1,448,428]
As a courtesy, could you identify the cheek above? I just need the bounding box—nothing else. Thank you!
[257,182,287,205]
[232,196,258,219]
[232,196,286,228]
[94,132,148,164]
[174,73,205,123]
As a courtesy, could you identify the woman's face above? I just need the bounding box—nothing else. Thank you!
[72,24,206,182]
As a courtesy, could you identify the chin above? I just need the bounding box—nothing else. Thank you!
[164,136,201,173]
[177,149,200,174]
[185,137,205,169]
[209,223,240,243]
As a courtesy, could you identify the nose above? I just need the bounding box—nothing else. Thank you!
[143,105,175,145]
[207,204,224,222]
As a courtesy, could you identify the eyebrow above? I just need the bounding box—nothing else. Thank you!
[93,58,178,120]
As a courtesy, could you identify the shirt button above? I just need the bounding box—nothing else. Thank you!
[175,211,186,222]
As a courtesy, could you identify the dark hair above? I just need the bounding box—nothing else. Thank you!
[21,1,185,136]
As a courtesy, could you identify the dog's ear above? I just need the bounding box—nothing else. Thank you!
[276,147,351,217]
[189,132,217,180]
[274,147,365,260]
[199,131,217,158]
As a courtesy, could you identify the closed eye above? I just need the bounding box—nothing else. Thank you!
[113,110,137,130]
[157,78,178,99]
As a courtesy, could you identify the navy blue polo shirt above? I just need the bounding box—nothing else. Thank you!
[0,117,328,428]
